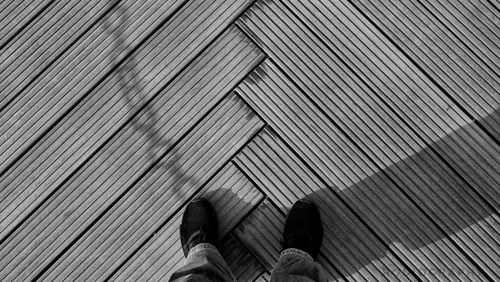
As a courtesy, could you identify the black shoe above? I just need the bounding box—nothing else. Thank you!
[180,198,219,257]
[283,199,323,259]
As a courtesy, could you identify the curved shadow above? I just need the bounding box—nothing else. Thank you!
[225,108,500,280]
[103,0,197,189]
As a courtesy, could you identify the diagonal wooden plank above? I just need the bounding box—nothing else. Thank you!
[416,0,500,76]
[221,234,266,282]
[0,0,186,171]
[349,0,500,140]
[0,0,255,175]
[110,162,265,281]
[491,0,500,11]
[1,0,120,104]
[0,0,53,49]
[235,128,498,281]
[0,92,263,281]
[233,198,345,282]
[235,60,495,280]
[254,271,271,282]
[237,2,500,277]
[239,0,500,211]
[233,199,282,272]
[0,12,263,244]
[235,130,411,281]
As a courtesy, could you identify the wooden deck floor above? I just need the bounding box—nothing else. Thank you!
[1,0,499,281]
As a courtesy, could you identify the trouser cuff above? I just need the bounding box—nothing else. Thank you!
[280,248,313,261]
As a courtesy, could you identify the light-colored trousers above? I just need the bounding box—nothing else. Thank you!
[170,243,326,282]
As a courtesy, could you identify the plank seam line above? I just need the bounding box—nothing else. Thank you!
[405,0,500,102]
[280,0,500,238]
[221,193,269,273]
[105,126,267,282]
[36,49,266,280]
[335,0,500,217]
[346,0,500,148]
[230,222,273,274]
[29,30,266,281]
[0,0,188,175]
[251,270,269,282]
[281,0,500,219]
[0,0,123,115]
[230,107,349,281]
[47,49,258,280]
[232,23,425,280]
[220,194,269,244]
[486,0,500,13]
[0,0,192,248]
[414,0,500,80]
[377,0,498,116]
[232,159,284,217]
[280,47,493,279]
[0,0,128,176]
[234,156,349,281]
[0,0,55,52]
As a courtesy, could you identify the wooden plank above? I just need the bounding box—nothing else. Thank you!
[0,0,254,174]
[491,0,500,11]
[0,0,52,48]
[0,13,263,243]
[235,61,494,280]
[221,229,266,281]
[103,162,265,281]
[349,0,500,138]
[0,93,263,281]
[1,0,112,103]
[417,0,500,76]
[233,198,344,282]
[233,199,282,272]
[254,272,271,282]
[236,131,412,281]
[238,2,500,276]
[240,0,500,209]
[0,0,186,169]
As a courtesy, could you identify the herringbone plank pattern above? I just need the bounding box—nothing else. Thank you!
[1,0,499,281]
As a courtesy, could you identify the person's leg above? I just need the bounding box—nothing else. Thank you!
[271,200,327,282]
[170,199,235,282]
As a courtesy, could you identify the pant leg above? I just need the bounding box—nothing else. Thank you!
[270,248,327,282]
[169,243,236,282]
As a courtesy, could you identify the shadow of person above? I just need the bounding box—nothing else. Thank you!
[228,108,500,280]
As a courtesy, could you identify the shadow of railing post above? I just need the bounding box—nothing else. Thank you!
[103,0,197,194]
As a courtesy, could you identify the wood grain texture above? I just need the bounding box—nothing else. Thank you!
[350,0,500,138]
[233,198,345,282]
[236,61,493,280]
[0,0,187,173]
[1,0,499,280]
[73,162,264,281]
[0,0,52,48]
[0,24,263,243]
[0,92,263,281]
[238,0,500,209]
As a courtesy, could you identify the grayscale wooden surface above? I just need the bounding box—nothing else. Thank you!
[1,0,499,281]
